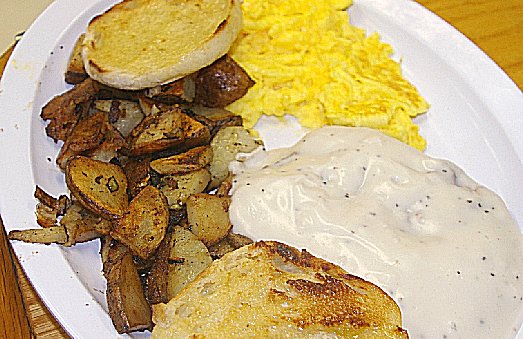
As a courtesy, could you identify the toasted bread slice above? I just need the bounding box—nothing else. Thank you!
[82,0,242,90]
[152,241,408,338]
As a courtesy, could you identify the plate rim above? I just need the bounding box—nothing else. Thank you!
[0,0,521,337]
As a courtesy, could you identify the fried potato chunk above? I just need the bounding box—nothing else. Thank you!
[111,186,169,260]
[102,238,152,333]
[8,226,68,244]
[158,169,211,209]
[129,107,210,156]
[167,226,212,298]
[209,126,261,188]
[150,145,212,175]
[60,202,112,246]
[208,232,253,259]
[64,33,88,84]
[41,78,98,142]
[194,55,254,108]
[186,193,231,246]
[65,156,128,220]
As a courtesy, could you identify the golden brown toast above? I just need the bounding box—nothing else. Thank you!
[82,0,243,90]
[152,241,408,338]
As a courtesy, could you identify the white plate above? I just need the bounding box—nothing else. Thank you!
[0,0,522,337]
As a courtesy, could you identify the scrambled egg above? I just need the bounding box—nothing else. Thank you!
[227,0,429,150]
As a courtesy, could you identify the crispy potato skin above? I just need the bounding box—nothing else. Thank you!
[8,226,68,244]
[146,232,173,305]
[65,156,129,220]
[111,186,169,260]
[102,238,152,333]
[61,203,111,246]
[188,105,243,137]
[129,107,211,157]
[56,111,108,169]
[144,76,195,104]
[34,186,70,228]
[150,145,213,175]
[41,78,98,142]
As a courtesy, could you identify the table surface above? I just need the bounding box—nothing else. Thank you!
[1,0,522,338]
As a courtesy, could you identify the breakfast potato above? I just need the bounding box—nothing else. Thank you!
[64,33,88,84]
[56,111,108,169]
[137,95,167,117]
[34,186,70,228]
[167,226,212,298]
[144,76,196,104]
[207,232,254,259]
[65,156,129,220]
[111,186,169,260]
[128,107,211,156]
[58,111,128,168]
[158,168,211,209]
[123,157,152,198]
[41,78,98,142]
[86,123,128,163]
[226,232,254,249]
[61,206,101,246]
[207,237,235,259]
[94,99,145,138]
[186,193,231,246]
[146,231,173,305]
[96,83,141,102]
[61,202,113,246]
[34,186,70,212]
[215,174,233,197]
[209,126,262,188]
[8,226,68,244]
[150,145,213,175]
[10,188,111,246]
[189,105,243,137]
[35,203,62,228]
[102,238,152,333]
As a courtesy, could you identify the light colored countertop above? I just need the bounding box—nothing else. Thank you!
[0,0,54,52]
[1,1,522,338]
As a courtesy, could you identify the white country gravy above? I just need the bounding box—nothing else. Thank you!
[229,126,523,338]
